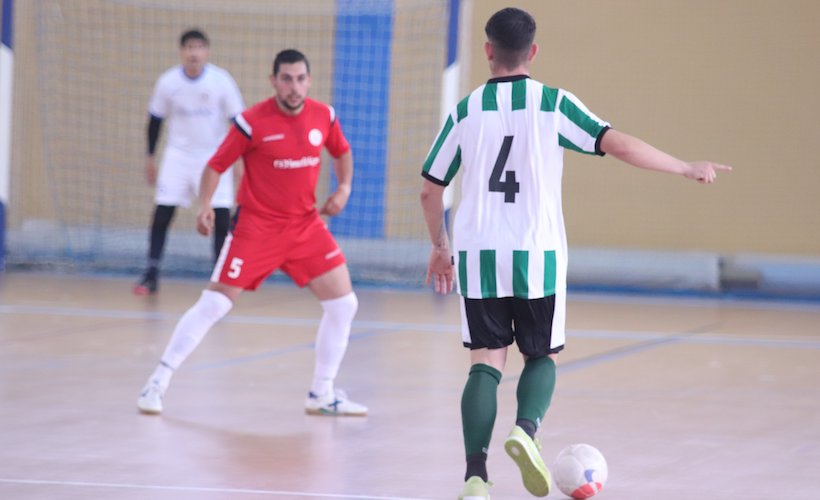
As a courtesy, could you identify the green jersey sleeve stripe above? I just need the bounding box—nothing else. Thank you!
[544,250,557,296]
[443,146,462,184]
[480,250,497,298]
[513,250,529,298]
[512,80,527,111]
[558,133,591,154]
[482,83,498,111]
[422,114,455,174]
[559,96,605,138]
[540,85,558,112]
[457,95,470,122]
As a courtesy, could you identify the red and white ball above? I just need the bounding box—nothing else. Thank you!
[553,444,608,499]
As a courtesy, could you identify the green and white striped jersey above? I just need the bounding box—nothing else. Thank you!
[422,75,609,300]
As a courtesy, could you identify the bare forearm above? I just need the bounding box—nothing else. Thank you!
[600,129,687,175]
[334,151,353,193]
[420,180,454,294]
[319,152,353,216]
[600,128,732,183]
[420,184,449,249]
[198,166,221,209]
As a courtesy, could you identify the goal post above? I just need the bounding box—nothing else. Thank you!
[6,0,458,286]
[0,0,13,271]
[440,0,467,232]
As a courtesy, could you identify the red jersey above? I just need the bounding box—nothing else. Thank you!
[208,97,350,219]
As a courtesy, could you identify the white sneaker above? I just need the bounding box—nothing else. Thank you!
[304,389,367,416]
[137,382,164,415]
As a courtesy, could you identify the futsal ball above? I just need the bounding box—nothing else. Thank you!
[553,444,608,499]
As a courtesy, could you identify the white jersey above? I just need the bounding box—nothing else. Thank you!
[422,75,609,300]
[148,63,244,156]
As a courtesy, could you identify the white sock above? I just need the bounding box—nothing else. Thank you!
[310,292,358,396]
[152,290,233,389]
[147,362,174,390]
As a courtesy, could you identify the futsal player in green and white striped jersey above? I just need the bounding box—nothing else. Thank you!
[420,7,731,499]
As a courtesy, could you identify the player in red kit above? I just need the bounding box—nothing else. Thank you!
[136,49,367,417]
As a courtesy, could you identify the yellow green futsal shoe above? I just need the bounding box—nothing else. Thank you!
[458,476,491,500]
[504,425,552,497]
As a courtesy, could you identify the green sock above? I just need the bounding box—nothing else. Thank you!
[516,356,556,432]
[461,363,502,457]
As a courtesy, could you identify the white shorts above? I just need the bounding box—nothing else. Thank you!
[155,147,234,208]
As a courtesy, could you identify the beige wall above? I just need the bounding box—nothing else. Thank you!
[470,1,820,255]
[8,0,445,241]
[10,0,339,230]
[8,2,48,221]
[386,0,447,238]
[8,1,819,265]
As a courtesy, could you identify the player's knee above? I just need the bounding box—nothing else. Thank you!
[196,289,234,322]
[321,291,358,323]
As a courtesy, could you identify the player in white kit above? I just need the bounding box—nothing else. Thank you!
[420,8,732,499]
[134,29,244,295]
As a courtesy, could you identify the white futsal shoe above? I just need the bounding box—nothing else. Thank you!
[304,389,368,416]
[137,381,164,415]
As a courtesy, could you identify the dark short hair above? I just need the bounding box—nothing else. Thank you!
[484,8,536,69]
[273,49,310,76]
[180,29,209,47]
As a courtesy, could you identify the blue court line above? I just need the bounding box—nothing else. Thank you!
[503,319,820,383]
[2,304,819,351]
[189,340,320,371]
[188,330,384,372]
[549,322,727,378]
[569,283,820,305]
[0,478,430,500]
[0,305,454,332]
[568,287,820,311]
[569,328,820,349]
[556,334,686,376]
[191,323,820,374]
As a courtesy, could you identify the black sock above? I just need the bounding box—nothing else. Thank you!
[465,453,488,482]
[515,418,538,439]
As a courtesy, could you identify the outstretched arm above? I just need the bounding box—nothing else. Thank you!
[320,151,353,216]
[420,179,454,294]
[599,128,732,183]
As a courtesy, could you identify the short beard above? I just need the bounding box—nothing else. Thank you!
[277,96,304,112]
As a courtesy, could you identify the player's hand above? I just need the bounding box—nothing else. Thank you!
[683,161,732,184]
[145,156,157,186]
[196,206,215,236]
[320,185,351,216]
[426,247,454,294]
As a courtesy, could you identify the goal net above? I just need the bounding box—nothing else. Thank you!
[7,0,452,286]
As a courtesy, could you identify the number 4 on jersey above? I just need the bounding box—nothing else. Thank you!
[489,135,520,203]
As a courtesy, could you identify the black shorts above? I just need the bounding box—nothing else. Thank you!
[461,295,564,357]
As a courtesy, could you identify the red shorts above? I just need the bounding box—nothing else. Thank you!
[211,211,346,290]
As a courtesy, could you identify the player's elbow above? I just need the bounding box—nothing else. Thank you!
[419,182,439,207]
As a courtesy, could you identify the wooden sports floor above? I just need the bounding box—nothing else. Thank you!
[1,271,818,499]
